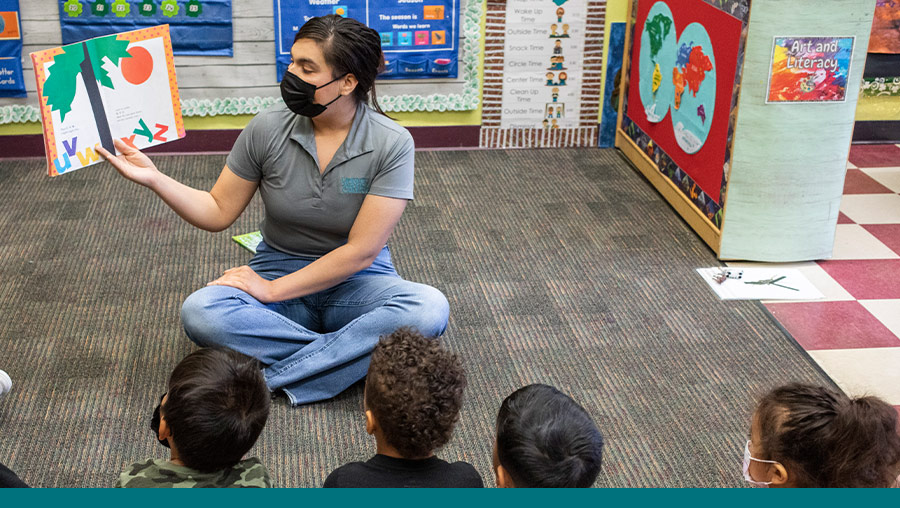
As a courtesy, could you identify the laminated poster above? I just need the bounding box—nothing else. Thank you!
[275,0,460,80]
[58,0,233,56]
[767,36,853,103]
[0,0,26,98]
[32,25,185,177]
[499,0,587,130]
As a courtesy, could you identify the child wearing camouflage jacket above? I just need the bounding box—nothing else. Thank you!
[116,348,271,488]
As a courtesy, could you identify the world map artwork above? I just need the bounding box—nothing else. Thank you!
[671,23,715,154]
[646,11,673,61]
[624,0,744,207]
[638,2,675,124]
[638,1,715,154]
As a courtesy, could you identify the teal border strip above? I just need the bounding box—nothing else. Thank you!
[0,103,39,124]
[2,486,899,501]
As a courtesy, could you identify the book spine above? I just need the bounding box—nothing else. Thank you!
[79,42,115,155]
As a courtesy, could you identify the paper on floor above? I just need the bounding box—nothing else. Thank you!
[697,267,825,300]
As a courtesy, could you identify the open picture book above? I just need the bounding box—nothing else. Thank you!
[31,24,185,177]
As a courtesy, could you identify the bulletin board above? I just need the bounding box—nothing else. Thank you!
[0,0,25,97]
[618,0,876,261]
[275,0,460,81]
[617,0,748,237]
[57,0,234,56]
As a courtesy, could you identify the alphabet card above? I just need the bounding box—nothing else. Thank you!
[31,25,185,177]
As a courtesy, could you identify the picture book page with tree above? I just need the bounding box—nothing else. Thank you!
[31,24,185,177]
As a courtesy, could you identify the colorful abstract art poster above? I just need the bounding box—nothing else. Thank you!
[625,0,742,203]
[766,37,853,103]
[869,0,900,54]
[31,25,185,176]
[58,0,233,56]
[0,0,25,97]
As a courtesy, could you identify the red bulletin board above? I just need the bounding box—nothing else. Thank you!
[625,0,743,203]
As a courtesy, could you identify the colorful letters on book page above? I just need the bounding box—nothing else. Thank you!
[31,25,185,177]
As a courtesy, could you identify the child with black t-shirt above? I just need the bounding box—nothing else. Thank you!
[324,328,483,488]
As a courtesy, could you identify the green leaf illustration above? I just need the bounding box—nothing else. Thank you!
[85,34,132,90]
[42,44,85,122]
[42,34,132,122]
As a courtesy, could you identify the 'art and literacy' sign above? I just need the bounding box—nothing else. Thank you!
[766,36,854,103]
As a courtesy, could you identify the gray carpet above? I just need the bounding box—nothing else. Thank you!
[0,148,832,488]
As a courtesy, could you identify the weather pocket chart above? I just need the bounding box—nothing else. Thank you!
[275,0,460,80]
[31,25,185,177]
[58,0,233,56]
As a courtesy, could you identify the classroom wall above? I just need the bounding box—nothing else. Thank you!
[0,0,487,137]
[598,0,628,124]
[856,94,900,122]
[0,1,891,146]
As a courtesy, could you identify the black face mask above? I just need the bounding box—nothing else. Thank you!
[280,71,346,117]
[149,392,170,449]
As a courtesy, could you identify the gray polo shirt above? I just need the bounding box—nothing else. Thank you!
[226,101,414,258]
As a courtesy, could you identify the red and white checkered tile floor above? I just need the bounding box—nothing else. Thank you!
[733,144,900,414]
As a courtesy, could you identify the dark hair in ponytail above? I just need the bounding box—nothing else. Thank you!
[294,15,387,115]
[755,383,900,487]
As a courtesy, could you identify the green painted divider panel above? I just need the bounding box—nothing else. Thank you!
[719,0,875,261]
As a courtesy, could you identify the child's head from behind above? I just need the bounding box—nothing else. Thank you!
[364,328,466,459]
[159,348,271,473]
[494,384,604,488]
[748,383,900,488]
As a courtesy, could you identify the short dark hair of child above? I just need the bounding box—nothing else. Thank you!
[161,348,271,473]
[755,383,900,487]
[364,328,466,458]
[496,384,604,487]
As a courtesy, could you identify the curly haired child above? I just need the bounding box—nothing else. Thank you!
[323,328,483,488]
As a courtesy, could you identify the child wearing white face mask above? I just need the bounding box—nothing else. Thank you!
[744,383,900,488]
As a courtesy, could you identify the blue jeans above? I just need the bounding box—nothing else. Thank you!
[180,241,450,405]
